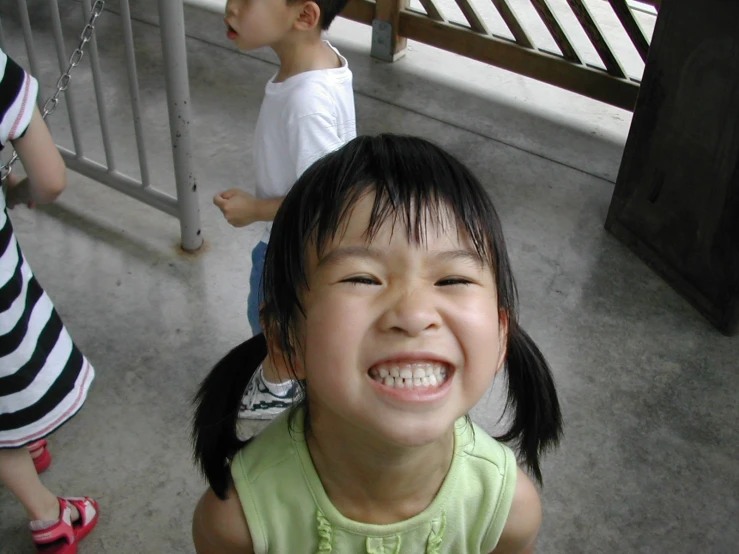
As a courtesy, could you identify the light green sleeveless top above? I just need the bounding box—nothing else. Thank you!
[231,408,517,553]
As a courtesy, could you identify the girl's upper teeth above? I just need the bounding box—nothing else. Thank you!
[370,362,448,388]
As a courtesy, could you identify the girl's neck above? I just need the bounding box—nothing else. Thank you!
[272,35,339,83]
[306,407,455,525]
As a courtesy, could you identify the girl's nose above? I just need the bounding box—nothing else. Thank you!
[379,288,442,337]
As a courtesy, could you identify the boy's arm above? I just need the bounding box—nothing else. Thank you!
[490,468,542,554]
[213,190,283,228]
[192,486,254,554]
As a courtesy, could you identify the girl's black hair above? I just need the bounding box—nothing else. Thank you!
[193,135,562,498]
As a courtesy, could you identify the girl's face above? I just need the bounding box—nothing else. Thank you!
[295,193,507,448]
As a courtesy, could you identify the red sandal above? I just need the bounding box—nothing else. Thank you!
[30,497,100,553]
[27,440,52,474]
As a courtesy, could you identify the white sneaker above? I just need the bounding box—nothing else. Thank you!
[238,365,299,420]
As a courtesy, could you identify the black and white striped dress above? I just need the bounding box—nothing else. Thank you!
[0,48,94,449]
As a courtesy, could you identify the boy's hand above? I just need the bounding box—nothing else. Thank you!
[213,189,259,228]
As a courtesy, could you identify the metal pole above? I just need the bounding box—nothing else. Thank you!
[80,0,116,170]
[48,0,84,155]
[119,0,151,187]
[157,0,203,251]
[16,0,42,88]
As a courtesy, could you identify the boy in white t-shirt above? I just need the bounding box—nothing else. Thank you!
[214,0,356,419]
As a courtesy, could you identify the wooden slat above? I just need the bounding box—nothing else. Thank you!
[397,10,639,110]
[566,0,625,77]
[490,0,534,48]
[608,0,650,62]
[529,0,581,62]
[417,0,445,22]
[452,0,488,34]
[342,0,376,25]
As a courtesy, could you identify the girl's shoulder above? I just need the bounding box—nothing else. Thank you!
[457,418,517,470]
[192,485,254,554]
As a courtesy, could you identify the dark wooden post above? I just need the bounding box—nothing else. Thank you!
[605,0,739,335]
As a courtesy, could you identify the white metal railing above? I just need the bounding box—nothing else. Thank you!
[1,0,203,251]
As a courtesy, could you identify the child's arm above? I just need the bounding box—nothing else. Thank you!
[490,468,542,554]
[6,106,66,205]
[213,189,283,228]
[192,485,253,554]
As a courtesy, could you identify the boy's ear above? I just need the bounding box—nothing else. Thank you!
[293,1,321,31]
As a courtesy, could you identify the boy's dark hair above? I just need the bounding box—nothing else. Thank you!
[306,0,350,30]
[193,134,563,499]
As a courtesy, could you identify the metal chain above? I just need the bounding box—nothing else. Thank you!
[0,0,106,182]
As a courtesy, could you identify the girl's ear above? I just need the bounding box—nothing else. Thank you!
[496,310,510,374]
[265,326,306,381]
[293,1,321,31]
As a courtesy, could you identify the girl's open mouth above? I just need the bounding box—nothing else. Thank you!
[369,362,450,390]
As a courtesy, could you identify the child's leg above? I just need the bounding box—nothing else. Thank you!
[0,447,67,521]
[247,241,288,384]
[247,241,268,337]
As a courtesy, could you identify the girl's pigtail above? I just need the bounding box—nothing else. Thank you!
[497,321,563,485]
[192,333,267,499]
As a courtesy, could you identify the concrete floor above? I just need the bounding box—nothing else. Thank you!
[1,1,738,553]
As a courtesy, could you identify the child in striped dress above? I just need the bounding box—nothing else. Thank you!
[0,48,99,553]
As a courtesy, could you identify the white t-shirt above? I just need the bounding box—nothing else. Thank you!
[253,42,356,240]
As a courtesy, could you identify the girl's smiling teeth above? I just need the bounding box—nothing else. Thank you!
[369,362,449,389]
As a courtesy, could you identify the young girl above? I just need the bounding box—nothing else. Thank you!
[192,134,562,553]
[0,48,99,553]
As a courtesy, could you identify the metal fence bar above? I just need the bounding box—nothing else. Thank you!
[157,0,202,251]
[59,147,178,216]
[119,0,151,187]
[16,0,42,81]
[490,0,533,47]
[80,0,116,170]
[182,0,225,11]
[48,0,84,155]
[528,0,581,62]
[608,0,649,62]
[567,0,625,77]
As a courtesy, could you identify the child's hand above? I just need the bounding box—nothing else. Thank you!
[213,189,259,228]
[3,175,36,210]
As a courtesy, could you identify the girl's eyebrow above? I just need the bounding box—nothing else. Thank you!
[317,245,483,268]
[317,245,383,268]
[431,249,485,268]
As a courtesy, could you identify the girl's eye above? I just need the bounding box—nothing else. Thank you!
[436,277,473,286]
[343,276,379,286]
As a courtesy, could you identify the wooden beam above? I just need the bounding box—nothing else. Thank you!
[567,0,626,77]
[398,11,639,110]
[453,0,489,34]
[490,0,533,48]
[529,0,581,62]
[608,0,650,62]
[342,0,376,25]
[374,0,410,60]
[416,0,445,22]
